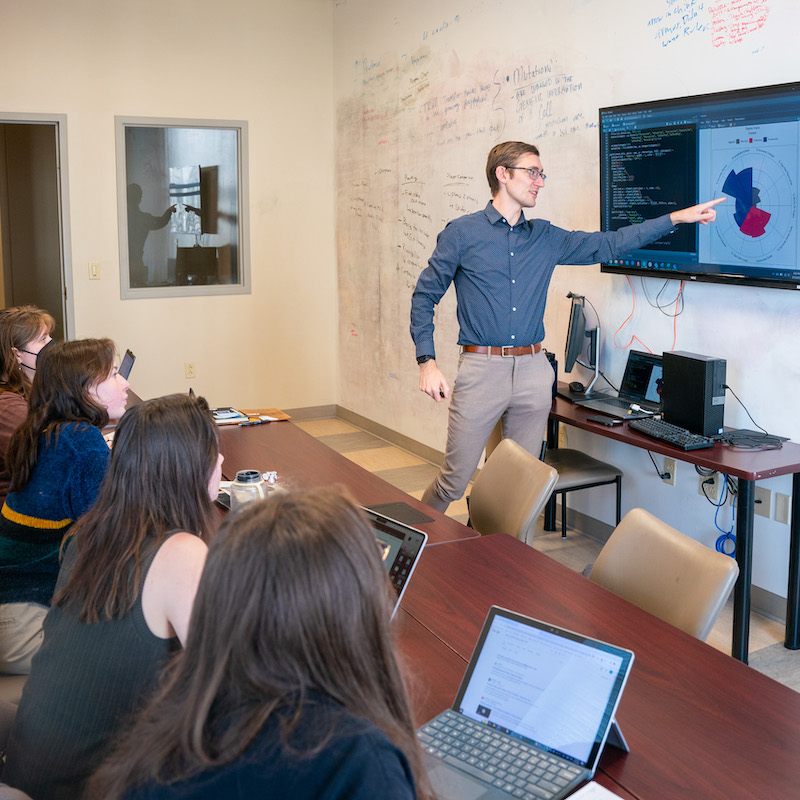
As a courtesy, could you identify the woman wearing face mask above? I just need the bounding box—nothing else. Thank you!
[0,306,55,501]
[0,338,129,673]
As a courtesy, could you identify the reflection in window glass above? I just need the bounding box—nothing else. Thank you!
[118,119,248,297]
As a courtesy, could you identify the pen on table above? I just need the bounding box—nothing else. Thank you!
[238,419,271,427]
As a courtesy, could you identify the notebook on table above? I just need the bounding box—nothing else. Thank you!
[418,606,634,800]
[361,506,427,618]
[574,350,662,420]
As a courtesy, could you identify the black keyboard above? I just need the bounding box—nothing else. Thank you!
[628,418,716,451]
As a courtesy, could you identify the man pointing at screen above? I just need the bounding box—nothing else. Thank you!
[410,140,723,513]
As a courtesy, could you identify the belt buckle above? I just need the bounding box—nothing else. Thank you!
[501,345,514,357]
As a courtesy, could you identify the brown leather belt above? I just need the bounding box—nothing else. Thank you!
[462,344,542,357]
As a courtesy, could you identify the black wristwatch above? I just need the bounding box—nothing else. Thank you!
[417,355,434,365]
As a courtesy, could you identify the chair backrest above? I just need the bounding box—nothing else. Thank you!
[469,438,558,544]
[590,508,739,641]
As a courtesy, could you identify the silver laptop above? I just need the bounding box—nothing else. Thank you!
[575,350,662,419]
[419,606,634,800]
[362,507,427,618]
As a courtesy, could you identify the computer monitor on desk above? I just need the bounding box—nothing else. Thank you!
[564,292,599,395]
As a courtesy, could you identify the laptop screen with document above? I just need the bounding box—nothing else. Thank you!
[453,607,634,771]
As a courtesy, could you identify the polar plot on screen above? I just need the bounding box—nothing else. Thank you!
[711,145,796,267]
[722,166,771,237]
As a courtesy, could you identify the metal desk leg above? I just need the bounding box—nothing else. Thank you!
[732,479,755,663]
[544,419,560,531]
[785,472,800,649]
[547,418,559,449]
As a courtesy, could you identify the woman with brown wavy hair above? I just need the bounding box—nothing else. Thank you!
[0,305,55,500]
[87,488,430,800]
[4,393,221,800]
[0,338,128,674]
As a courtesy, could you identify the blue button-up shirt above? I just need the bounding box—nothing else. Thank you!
[410,201,675,359]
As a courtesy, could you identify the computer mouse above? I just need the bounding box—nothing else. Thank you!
[569,381,586,393]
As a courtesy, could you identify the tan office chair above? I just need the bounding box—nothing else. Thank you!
[590,507,739,641]
[485,422,622,538]
[468,438,558,545]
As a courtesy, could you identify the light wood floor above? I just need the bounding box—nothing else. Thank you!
[296,417,800,693]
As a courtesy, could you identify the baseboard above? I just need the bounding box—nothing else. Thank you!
[559,506,616,546]
[751,585,787,625]
[282,404,338,421]
[336,406,445,467]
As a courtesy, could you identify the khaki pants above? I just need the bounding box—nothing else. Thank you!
[422,350,554,512]
[0,602,47,674]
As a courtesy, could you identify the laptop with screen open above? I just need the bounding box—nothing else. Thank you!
[574,350,662,420]
[419,606,634,800]
[361,506,427,618]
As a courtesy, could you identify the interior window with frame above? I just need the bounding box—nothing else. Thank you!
[116,116,250,299]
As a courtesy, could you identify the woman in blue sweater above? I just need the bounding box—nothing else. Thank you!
[88,489,431,800]
[0,338,129,673]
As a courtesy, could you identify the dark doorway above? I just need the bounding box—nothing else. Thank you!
[0,121,66,337]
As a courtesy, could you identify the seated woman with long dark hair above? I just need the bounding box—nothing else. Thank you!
[0,338,128,673]
[3,393,221,800]
[0,305,55,501]
[87,488,430,800]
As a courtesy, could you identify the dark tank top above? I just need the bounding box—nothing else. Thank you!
[4,535,181,800]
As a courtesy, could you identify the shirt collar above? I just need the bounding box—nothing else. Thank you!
[483,200,527,229]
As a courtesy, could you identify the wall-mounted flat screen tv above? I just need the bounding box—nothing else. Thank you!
[599,81,800,291]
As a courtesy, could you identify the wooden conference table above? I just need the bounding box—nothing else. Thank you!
[218,418,800,798]
[398,534,800,800]
[217,417,477,545]
[549,391,800,663]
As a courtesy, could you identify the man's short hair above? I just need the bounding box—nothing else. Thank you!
[485,141,540,196]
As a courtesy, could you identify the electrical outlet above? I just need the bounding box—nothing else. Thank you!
[699,474,719,502]
[184,362,196,379]
[755,486,771,519]
[775,493,791,525]
[663,458,676,486]
[88,261,100,280]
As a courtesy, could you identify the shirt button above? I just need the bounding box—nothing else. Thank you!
[510,252,514,256]
[512,279,516,284]
[511,335,516,340]
[512,307,517,312]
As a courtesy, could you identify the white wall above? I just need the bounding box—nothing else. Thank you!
[1,0,337,409]
[333,0,800,599]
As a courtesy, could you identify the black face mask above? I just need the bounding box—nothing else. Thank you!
[18,338,54,371]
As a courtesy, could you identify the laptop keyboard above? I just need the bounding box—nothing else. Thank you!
[419,709,583,799]
[585,396,636,409]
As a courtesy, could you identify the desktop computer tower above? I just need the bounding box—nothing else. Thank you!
[662,351,726,436]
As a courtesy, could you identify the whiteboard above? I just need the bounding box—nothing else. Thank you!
[334,0,799,452]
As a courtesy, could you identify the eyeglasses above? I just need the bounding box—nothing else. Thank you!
[506,166,547,182]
